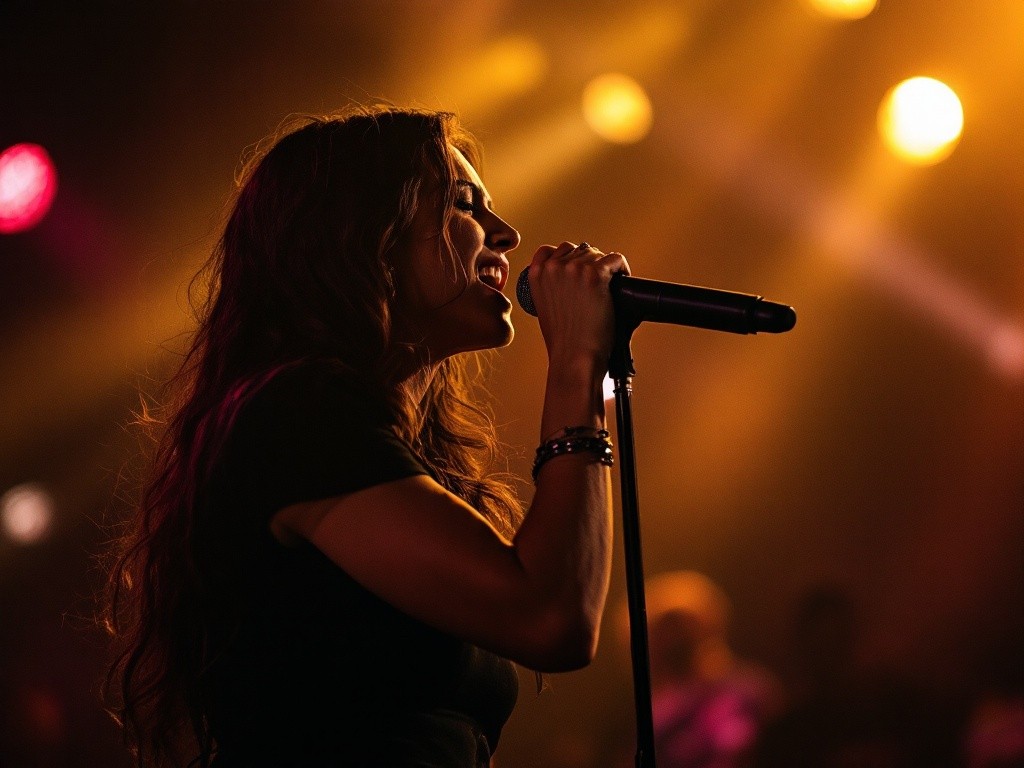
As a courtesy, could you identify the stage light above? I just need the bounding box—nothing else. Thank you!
[804,0,878,20]
[878,77,964,165]
[0,143,58,234]
[479,35,547,97]
[410,34,548,120]
[1,482,55,544]
[582,74,653,144]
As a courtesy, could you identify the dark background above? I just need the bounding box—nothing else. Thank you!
[2,1,1021,765]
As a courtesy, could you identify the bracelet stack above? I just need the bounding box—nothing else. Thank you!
[532,426,614,481]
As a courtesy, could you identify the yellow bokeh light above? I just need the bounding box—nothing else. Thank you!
[411,34,547,119]
[878,77,964,165]
[804,0,878,19]
[582,73,653,144]
[479,35,548,96]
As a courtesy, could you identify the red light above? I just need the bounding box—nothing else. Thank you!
[0,143,58,234]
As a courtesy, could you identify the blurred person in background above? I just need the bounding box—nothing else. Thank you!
[612,570,782,767]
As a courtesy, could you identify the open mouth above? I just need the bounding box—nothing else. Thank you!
[477,264,507,291]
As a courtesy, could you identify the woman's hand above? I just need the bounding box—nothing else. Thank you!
[525,242,631,370]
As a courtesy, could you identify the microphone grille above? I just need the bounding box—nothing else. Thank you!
[515,267,537,317]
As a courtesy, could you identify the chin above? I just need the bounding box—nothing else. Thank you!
[459,319,514,355]
[495,314,514,347]
[478,307,514,349]
[476,323,514,353]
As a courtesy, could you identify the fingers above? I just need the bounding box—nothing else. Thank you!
[523,242,629,364]
[530,241,587,269]
[596,251,630,277]
[551,241,594,264]
[525,241,627,319]
[529,242,629,283]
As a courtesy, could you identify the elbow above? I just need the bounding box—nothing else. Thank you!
[547,630,599,672]
[520,608,602,672]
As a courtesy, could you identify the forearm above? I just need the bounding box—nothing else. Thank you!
[510,356,614,666]
[503,241,628,668]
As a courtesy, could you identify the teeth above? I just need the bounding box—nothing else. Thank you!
[478,265,503,286]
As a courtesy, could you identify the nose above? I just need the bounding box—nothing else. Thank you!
[486,211,520,253]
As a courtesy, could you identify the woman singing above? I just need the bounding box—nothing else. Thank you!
[104,106,628,767]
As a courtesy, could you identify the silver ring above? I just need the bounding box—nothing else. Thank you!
[577,242,590,250]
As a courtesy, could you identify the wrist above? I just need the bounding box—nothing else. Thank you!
[546,351,608,388]
[533,429,614,482]
[541,364,607,441]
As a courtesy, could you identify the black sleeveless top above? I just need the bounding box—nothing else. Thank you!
[200,364,519,767]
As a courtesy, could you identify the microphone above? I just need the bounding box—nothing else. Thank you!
[515,268,796,335]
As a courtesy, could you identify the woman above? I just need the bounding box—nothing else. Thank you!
[105,106,628,767]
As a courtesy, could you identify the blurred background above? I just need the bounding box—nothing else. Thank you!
[1,1,1021,765]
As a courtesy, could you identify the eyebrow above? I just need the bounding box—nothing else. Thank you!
[455,178,493,209]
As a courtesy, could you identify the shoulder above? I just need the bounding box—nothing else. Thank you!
[220,360,427,512]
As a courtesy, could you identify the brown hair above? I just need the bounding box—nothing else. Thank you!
[102,106,523,767]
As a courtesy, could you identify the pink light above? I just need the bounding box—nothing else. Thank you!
[0,143,58,234]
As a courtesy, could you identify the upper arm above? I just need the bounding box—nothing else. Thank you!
[271,474,593,671]
[230,365,600,670]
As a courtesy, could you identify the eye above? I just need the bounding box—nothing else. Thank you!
[454,195,475,213]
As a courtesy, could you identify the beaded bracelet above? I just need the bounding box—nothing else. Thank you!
[532,428,614,481]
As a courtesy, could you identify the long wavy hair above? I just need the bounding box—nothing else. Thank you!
[102,107,524,768]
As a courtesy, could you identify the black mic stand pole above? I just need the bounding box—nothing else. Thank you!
[608,314,656,768]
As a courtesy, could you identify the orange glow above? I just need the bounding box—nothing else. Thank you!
[572,4,690,76]
[405,34,548,120]
[476,35,548,99]
[484,106,601,216]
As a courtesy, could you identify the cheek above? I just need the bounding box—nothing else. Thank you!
[398,217,483,311]
[447,216,484,263]
[400,245,465,312]
[424,226,479,300]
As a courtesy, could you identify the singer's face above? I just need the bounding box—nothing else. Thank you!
[394,146,520,360]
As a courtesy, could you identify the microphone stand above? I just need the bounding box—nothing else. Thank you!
[608,313,656,768]
[517,264,795,768]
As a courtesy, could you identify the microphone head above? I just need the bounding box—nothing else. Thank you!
[516,267,538,316]
[755,301,797,333]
